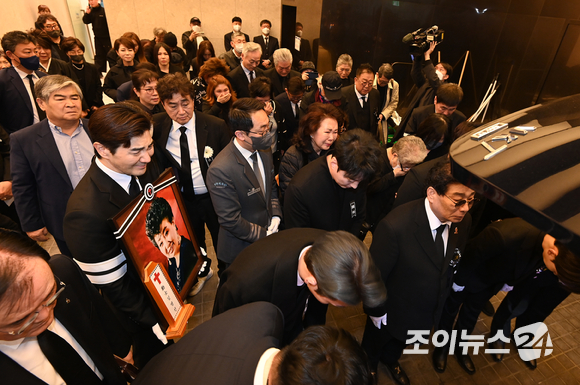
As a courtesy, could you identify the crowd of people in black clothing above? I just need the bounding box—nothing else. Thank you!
[1,5,580,385]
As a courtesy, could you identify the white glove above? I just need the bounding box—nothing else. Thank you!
[152,323,168,345]
[370,314,387,329]
[452,283,465,292]
[500,284,514,292]
[267,217,281,236]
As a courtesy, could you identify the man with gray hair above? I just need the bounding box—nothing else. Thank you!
[364,135,428,234]
[218,31,245,71]
[10,75,90,256]
[265,48,300,97]
[374,63,400,145]
[227,41,265,98]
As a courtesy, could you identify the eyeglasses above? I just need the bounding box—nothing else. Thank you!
[141,87,157,93]
[44,23,59,30]
[4,276,65,336]
[398,160,411,172]
[249,123,273,137]
[444,194,480,209]
[358,80,373,87]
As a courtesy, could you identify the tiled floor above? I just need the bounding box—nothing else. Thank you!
[43,231,580,384]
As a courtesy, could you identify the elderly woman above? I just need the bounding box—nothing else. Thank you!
[336,54,354,87]
[132,69,163,115]
[192,57,230,110]
[278,102,344,199]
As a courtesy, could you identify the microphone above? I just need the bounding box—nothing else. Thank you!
[402,28,422,44]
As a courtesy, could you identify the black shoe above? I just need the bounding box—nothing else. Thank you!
[455,352,476,374]
[487,340,505,362]
[432,345,449,373]
[385,362,410,385]
[482,300,495,317]
[524,358,537,370]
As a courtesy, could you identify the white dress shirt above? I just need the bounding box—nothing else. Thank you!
[424,198,451,255]
[166,115,208,194]
[95,157,141,194]
[0,318,103,385]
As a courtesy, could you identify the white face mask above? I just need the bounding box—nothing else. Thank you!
[436,70,444,81]
[192,25,201,33]
[296,30,303,37]
[234,43,244,53]
[233,24,241,32]
[262,27,270,35]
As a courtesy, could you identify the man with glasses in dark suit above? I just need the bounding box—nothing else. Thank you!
[362,159,474,385]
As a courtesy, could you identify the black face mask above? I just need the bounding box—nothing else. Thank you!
[47,30,61,39]
[70,54,84,63]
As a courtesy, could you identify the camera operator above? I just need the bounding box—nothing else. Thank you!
[395,41,452,142]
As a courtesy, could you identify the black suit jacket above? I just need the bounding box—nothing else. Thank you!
[341,84,381,134]
[181,31,209,65]
[265,67,300,97]
[224,31,250,52]
[135,302,283,385]
[66,61,104,109]
[45,58,75,79]
[370,199,471,340]
[290,38,312,69]
[454,218,545,292]
[274,92,301,152]
[0,255,131,385]
[284,156,366,236]
[405,104,466,138]
[10,118,90,241]
[227,65,265,98]
[253,35,279,63]
[152,111,231,197]
[64,161,162,328]
[0,67,47,134]
[392,155,445,210]
[213,228,326,343]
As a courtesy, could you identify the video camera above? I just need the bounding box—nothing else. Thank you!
[402,26,444,55]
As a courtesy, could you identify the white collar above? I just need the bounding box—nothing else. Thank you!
[424,198,451,231]
[354,85,366,100]
[253,348,280,385]
[234,137,254,158]
[171,115,195,134]
[95,157,134,194]
[14,65,37,80]
[297,245,312,286]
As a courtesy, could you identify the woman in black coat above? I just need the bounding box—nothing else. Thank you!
[103,37,137,101]
[278,103,344,199]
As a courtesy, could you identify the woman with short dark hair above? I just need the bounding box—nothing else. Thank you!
[103,37,136,101]
[153,42,185,78]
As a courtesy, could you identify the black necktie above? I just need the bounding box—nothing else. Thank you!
[37,329,102,385]
[27,74,46,121]
[129,176,141,198]
[435,224,446,259]
[361,95,367,106]
[179,126,195,195]
[250,152,265,197]
[265,37,269,50]
[249,71,255,82]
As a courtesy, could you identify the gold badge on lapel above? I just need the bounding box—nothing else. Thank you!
[454,227,458,234]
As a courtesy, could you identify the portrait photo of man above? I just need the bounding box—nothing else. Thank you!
[146,197,196,293]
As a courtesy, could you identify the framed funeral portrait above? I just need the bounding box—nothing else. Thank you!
[111,169,201,336]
